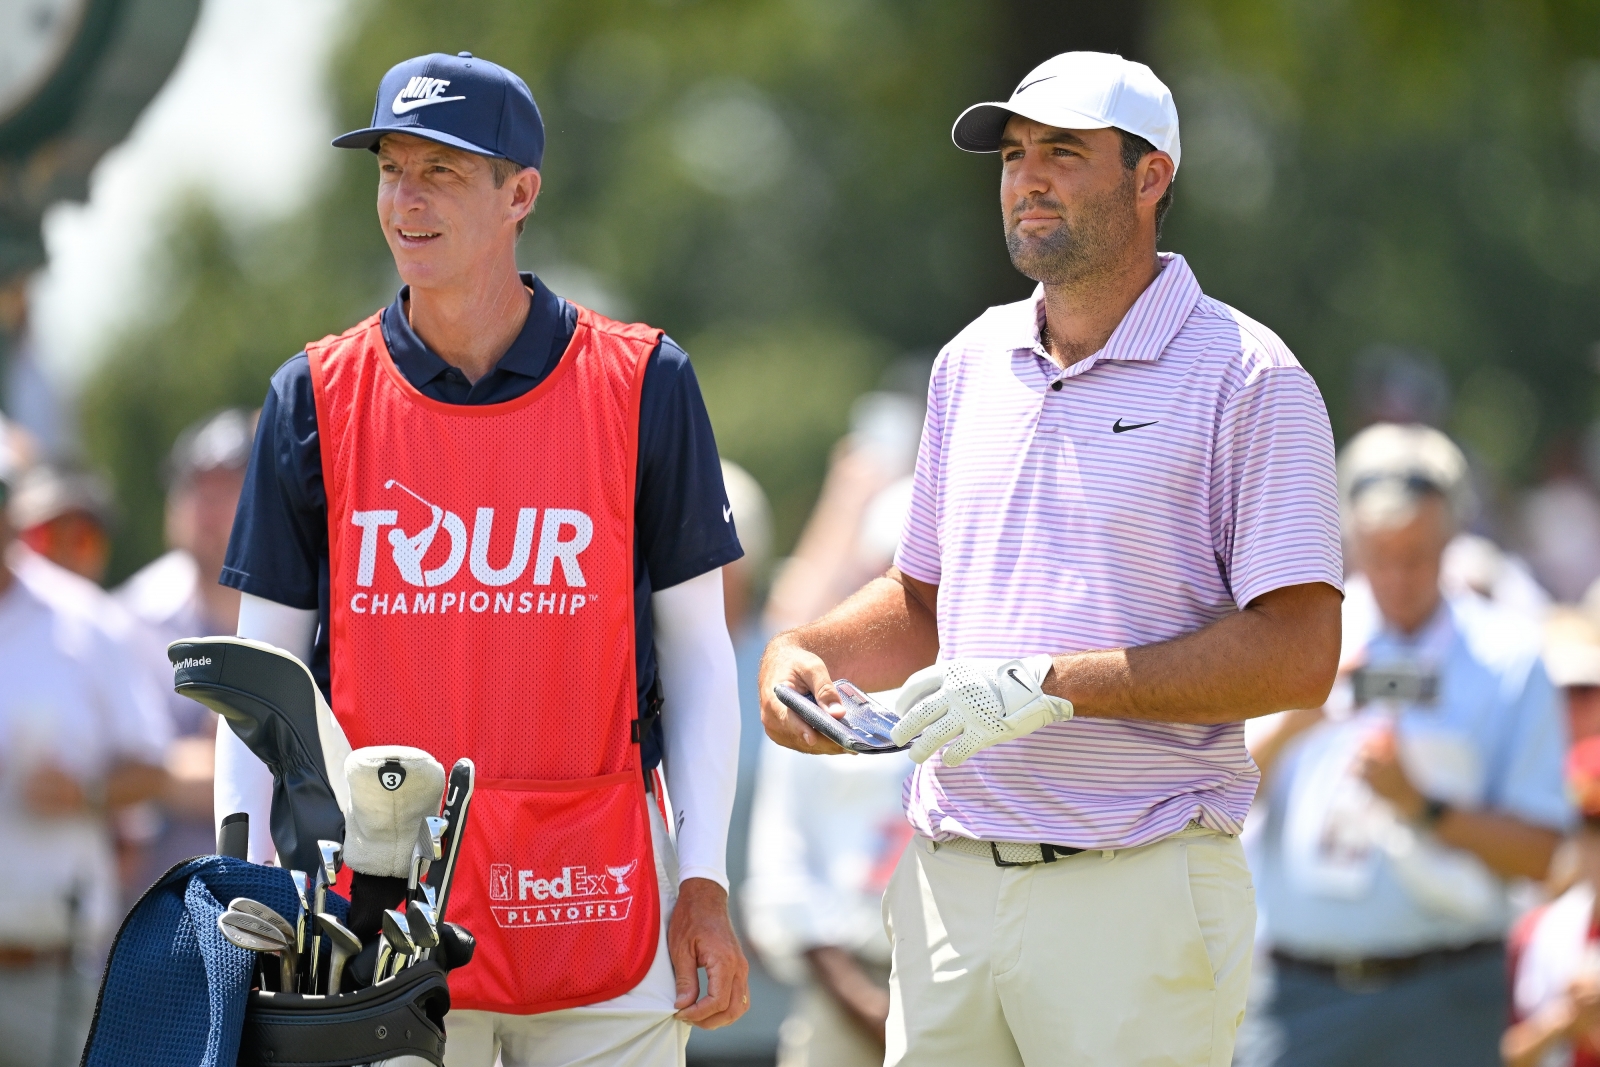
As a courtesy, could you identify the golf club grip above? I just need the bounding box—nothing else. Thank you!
[218,812,250,859]
[428,758,475,922]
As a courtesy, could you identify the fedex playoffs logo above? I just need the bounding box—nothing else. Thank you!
[486,859,638,929]
[347,480,596,619]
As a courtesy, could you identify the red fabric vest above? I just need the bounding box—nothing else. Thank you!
[309,305,660,1014]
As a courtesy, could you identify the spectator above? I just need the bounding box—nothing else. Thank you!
[0,433,171,1065]
[744,428,918,1067]
[1547,610,1600,744]
[1239,423,1573,1067]
[8,461,115,583]
[115,409,256,883]
[1503,738,1600,1067]
[764,388,922,633]
[1520,439,1600,605]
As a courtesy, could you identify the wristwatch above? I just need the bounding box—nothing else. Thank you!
[1417,797,1450,829]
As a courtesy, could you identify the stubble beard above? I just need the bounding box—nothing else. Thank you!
[1005,172,1139,288]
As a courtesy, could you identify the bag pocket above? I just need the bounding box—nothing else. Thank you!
[443,769,659,1014]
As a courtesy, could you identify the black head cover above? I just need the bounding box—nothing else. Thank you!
[171,638,346,875]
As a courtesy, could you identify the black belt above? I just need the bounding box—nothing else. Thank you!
[1271,939,1503,991]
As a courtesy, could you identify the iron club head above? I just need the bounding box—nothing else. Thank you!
[405,899,439,951]
[218,911,294,991]
[380,908,416,979]
[316,912,361,995]
[423,817,447,861]
[318,840,343,885]
[227,898,294,945]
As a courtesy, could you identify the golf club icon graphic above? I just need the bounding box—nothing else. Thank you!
[385,479,467,586]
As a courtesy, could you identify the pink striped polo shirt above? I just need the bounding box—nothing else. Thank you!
[894,252,1342,848]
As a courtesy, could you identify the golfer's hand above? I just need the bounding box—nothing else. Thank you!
[670,877,750,1029]
[758,639,847,755]
[892,655,1073,766]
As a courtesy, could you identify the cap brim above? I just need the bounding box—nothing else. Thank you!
[951,101,1112,153]
[331,125,514,163]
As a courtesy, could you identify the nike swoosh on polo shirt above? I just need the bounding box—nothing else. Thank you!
[392,94,466,115]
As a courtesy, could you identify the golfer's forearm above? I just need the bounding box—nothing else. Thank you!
[1046,582,1341,725]
[774,569,940,691]
[1436,811,1560,881]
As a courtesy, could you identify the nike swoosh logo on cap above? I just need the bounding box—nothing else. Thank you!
[722,505,733,523]
[392,94,466,115]
[1015,75,1056,95]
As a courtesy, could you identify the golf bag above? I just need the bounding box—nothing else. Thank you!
[83,857,460,1067]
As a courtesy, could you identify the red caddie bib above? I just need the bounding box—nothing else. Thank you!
[308,304,661,1014]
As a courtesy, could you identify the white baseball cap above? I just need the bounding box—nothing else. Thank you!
[952,51,1181,170]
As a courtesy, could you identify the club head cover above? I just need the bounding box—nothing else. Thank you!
[343,746,445,878]
[170,637,352,874]
[346,872,410,941]
[435,922,476,972]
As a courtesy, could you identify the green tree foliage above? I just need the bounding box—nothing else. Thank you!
[78,0,1600,584]
[1154,0,1600,489]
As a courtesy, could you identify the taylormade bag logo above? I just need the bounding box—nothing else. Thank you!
[487,859,638,929]
[172,656,213,671]
[346,480,598,621]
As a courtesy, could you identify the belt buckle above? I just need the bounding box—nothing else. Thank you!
[989,842,1040,867]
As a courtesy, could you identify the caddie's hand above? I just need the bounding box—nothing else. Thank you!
[670,877,751,1029]
[757,639,848,755]
[891,655,1073,767]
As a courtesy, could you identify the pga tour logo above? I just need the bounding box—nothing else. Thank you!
[348,480,597,620]
[487,860,638,929]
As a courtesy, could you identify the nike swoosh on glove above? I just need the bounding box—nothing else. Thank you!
[890,655,1074,766]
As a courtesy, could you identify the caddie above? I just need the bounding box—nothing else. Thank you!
[215,51,749,1065]
[759,51,1345,1065]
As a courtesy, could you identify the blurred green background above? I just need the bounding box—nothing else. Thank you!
[77,0,1600,583]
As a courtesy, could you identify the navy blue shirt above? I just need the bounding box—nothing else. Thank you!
[221,274,742,769]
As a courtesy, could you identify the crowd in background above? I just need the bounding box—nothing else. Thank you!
[8,347,1600,1067]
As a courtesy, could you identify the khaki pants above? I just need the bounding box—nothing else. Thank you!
[884,824,1255,1067]
[387,802,689,1067]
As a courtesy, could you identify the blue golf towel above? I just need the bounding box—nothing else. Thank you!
[82,856,347,1067]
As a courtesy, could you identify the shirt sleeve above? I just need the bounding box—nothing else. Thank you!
[220,354,327,609]
[1210,365,1344,609]
[636,336,743,591]
[1488,657,1576,833]
[892,352,948,585]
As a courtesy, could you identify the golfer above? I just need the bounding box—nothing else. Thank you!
[216,52,748,1065]
[759,51,1344,1065]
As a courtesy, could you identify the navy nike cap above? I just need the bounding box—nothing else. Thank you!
[333,52,545,170]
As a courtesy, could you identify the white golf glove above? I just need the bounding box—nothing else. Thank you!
[890,655,1073,767]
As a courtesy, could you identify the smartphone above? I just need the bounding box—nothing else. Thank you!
[1351,663,1439,705]
[773,680,910,754]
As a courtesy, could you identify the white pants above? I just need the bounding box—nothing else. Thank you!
[884,824,1255,1067]
[394,800,690,1067]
